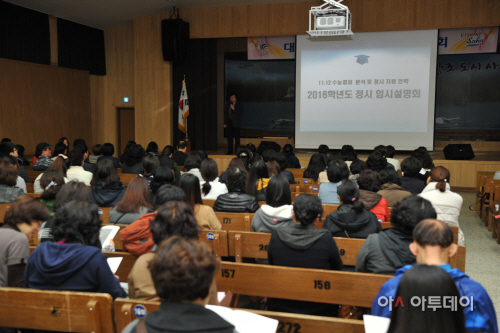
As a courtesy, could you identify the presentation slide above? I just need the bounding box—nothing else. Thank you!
[295,30,438,150]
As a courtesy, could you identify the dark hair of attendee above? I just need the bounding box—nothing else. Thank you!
[293,194,323,226]
[357,169,383,192]
[226,166,247,193]
[349,159,367,175]
[14,144,25,158]
[380,167,402,186]
[52,181,91,212]
[414,148,434,169]
[341,145,357,161]
[1,138,11,143]
[153,184,186,210]
[150,202,199,245]
[114,177,153,214]
[184,154,202,172]
[228,92,237,99]
[180,173,203,208]
[48,156,68,177]
[401,157,422,177]
[386,145,396,158]
[149,237,218,303]
[267,161,281,177]
[196,150,208,161]
[0,142,15,157]
[73,140,88,153]
[125,144,145,166]
[1,155,17,167]
[387,265,466,333]
[303,153,326,182]
[35,143,48,158]
[227,158,248,176]
[328,152,343,163]
[91,159,122,187]
[413,219,454,248]
[146,142,159,155]
[274,152,288,172]
[428,166,450,193]
[337,179,364,213]
[4,196,50,227]
[52,142,67,157]
[327,159,350,183]
[283,144,294,156]
[374,144,387,157]
[40,170,65,201]
[123,141,136,154]
[101,143,115,156]
[366,150,387,173]
[150,166,175,193]
[318,144,329,155]
[390,195,436,235]
[246,143,256,155]
[57,137,69,153]
[0,163,18,186]
[68,148,84,167]
[91,144,102,156]
[52,201,101,248]
[141,154,160,177]
[236,147,252,169]
[161,145,175,157]
[200,158,218,196]
[246,160,269,197]
[262,149,277,163]
[265,174,292,207]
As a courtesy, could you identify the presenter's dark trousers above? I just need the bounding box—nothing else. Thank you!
[227,120,240,154]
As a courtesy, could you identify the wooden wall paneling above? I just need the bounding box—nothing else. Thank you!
[90,75,106,146]
[49,15,58,66]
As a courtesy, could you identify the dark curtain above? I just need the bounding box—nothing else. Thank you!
[58,18,106,75]
[0,1,50,65]
[172,38,218,151]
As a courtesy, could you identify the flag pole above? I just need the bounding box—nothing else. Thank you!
[184,75,189,141]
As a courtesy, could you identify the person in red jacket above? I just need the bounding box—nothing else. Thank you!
[357,169,389,221]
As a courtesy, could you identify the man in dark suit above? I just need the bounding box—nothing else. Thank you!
[224,93,243,154]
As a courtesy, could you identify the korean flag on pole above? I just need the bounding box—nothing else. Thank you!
[178,79,189,133]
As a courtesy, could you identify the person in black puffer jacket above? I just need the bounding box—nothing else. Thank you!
[214,166,259,213]
[90,159,126,207]
[122,144,145,174]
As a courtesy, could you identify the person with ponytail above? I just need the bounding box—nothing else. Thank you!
[39,170,65,216]
[419,166,464,245]
[323,179,381,239]
[267,194,343,316]
[200,158,227,200]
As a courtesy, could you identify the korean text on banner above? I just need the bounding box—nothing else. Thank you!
[248,36,296,60]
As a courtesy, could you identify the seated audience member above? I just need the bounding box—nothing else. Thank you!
[139,154,160,185]
[378,167,411,207]
[97,143,121,169]
[267,160,281,178]
[200,158,228,200]
[121,144,145,174]
[184,154,204,184]
[246,143,261,162]
[0,196,50,287]
[39,170,65,215]
[74,141,95,173]
[214,166,259,213]
[39,181,91,243]
[120,141,136,164]
[349,158,367,183]
[302,153,326,182]
[124,237,233,333]
[89,144,102,164]
[218,157,247,185]
[196,149,208,161]
[119,185,186,256]
[372,219,497,333]
[318,160,350,204]
[149,166,175,205]
[283,144,300,169]
[14,144,30,166]
[386,265,467,333]
[385,145,400,171]
[366,150,390,173]
[323,179,381,238]
[275,152,294,184]
[57,137,69,154]
[341,145,357,170]
[246,160,270,202]
[0,142,31,184]
[267,194,343,316]
[51,142,67,161]
[66,148,93,185]
[0,161,24,203]
[419,166,464,245]
[318,153,343,185]
[400,157,426,194]
[357,169,390,222]
[1,156,26,193]
[34,156,69,194]
[180,174,221,230]
[356,195,436,274]
[146,141,159,156]
[261,149,277,163]
[33,142,53,171]
[25,201,124,299]
[318,144,329,166]
[236,147,252,171]
[413,147,434,178]
[172,141,188,166]
[90,159,126,207]
[109,177,153,225]
[159,145,181,181]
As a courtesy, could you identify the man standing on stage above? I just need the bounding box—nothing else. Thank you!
[224,93,243,155]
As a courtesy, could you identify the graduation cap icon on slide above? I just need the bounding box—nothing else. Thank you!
[355,55,370,65]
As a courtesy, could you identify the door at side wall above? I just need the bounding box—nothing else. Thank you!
[117,108,135,159]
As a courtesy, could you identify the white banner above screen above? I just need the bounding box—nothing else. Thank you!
[295,30,438,150]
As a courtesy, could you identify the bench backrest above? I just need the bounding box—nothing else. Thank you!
[0,287,114,333]
[26,183,35,193]
[104,251,138,283]
[117,173,137,186]
[98,207,111,225]
[215,212,254,231]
